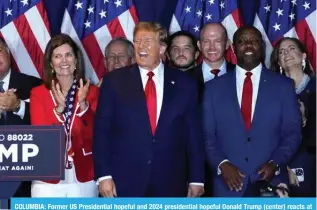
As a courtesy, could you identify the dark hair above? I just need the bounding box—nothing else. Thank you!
[232,25,265,63]
[232,25,263,46]
[167,31,198,53]
[43,34,85,89]
[270,37,315,77]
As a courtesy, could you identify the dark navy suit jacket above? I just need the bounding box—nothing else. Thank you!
[187,62,235,102]
[202,66,302,197]
[93,64,204,197]
[0,70,42,199]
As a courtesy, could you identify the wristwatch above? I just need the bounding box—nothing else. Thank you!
[271,161,280,176]
[13,100,21,113]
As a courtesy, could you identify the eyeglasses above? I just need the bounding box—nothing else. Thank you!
[106,54,129,62]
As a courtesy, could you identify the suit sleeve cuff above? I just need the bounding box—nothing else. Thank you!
[189,183,204,186]
[217,159,229,175]
[96,176,112,185]
[13,100,25,119]
[269,160,280,176]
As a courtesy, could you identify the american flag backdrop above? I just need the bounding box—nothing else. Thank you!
[169,0,243,64]
[254,0,316,70]
[0,0,51,79]
[61,0,139,84]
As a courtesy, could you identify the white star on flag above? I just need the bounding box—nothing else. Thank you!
[99,10,107,18]
[220,1,225,9]
[75,1,83,9]
[289,13,295,20]
[208,0,214,5]
[273,23,281,31]
[185,6,191,13]
[276,8,283,17]
[21,0,28,6]
[87,6,94,14]
[114,0,122,7]
[5,8,13,16]
[205,13,212,20]
[303,1,310,10]
[196,10,202,17]
[264,4,271,12]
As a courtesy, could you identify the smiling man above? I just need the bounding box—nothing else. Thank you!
[202,26,301,197]
[93,22,205,197]
[188,23,235,102]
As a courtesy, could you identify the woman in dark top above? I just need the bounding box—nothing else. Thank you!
[271,37,316,197]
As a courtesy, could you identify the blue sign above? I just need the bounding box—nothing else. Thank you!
[0,125,65,181]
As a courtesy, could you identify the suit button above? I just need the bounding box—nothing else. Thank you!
[245,157,248,162]
[152,138,156,143]
[148,160,151,165]
[247,137,251,142]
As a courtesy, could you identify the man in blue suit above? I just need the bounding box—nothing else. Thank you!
[202,26,301,197]
[93,22,205,197]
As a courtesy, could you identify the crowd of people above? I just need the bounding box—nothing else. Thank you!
[0,21,315,199]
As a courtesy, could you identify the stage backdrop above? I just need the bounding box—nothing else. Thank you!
[0,0,315,85]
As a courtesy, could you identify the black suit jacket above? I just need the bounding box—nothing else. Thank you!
[187,62,235,102]
[2,70,42,125]
[0,70,41,201]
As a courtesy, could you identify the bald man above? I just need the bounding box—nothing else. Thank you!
[187,23,235,101]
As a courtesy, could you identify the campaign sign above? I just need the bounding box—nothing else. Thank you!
[0,125,65,181]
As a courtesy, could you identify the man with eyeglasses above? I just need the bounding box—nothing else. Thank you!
[98,37,135,87]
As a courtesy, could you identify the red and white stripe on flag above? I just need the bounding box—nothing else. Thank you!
[61,5,138,85]
[0,0,51,79]
[254,10,316,71]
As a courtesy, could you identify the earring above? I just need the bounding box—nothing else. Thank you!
[51,69,54,74]
[279,66,283,74]
[302,59,306,70]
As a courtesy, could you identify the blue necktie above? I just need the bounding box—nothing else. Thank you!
[0,81,7,123]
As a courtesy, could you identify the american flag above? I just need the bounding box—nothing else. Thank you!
[0,0,51,78]
[61,0,139,84]
[254,0,316,70]
[169,0,243,64]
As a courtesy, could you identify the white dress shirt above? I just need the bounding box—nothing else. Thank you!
[218,63,262,174]
[139,62,164,123]
[202,60,227,83]
[99,61,203,187]
[1,70,26,119]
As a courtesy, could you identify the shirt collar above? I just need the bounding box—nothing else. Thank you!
[202,59,227,72]
[1,69,11,84]
[139,61,164,81]
[236,63,262,78]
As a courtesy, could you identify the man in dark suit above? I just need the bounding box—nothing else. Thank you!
[188,23,235,101]
[0,38,42,199]
[187,23,235,196]
[93,22,205,197]
[202,26,301,197]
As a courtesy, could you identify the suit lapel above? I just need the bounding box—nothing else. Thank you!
[128,66,153,135]
[8,70,18,89]
[251,68,271,131]
[227,70,246,131]
[197,64,204,84]
[155,68,176,135]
